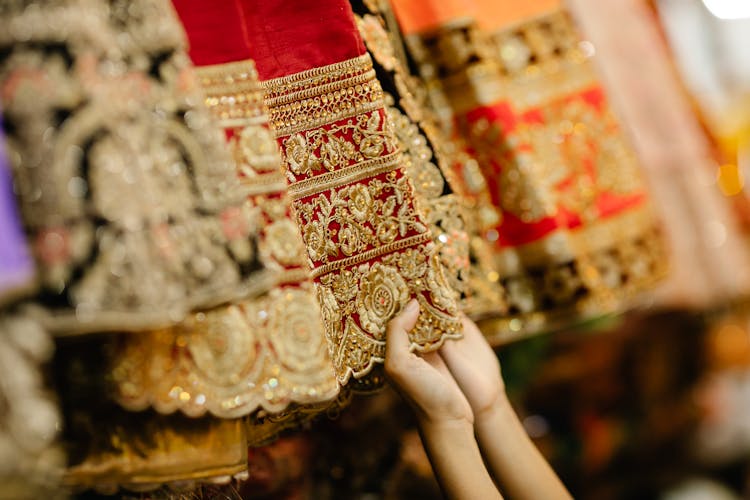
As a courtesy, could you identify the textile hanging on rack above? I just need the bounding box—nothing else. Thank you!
[104,0,340,427]
[391,0,668,341]
[349,0,509,323]
[239,0,463,388]
[0,0,276,492]
[567,0,750,306]
[0,0,266,336]
[56,337,248,494]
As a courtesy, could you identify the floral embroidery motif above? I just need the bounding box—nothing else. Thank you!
[264,54,461,385]
[357,262,410,337]
[400,7,667,339]
[0,0,265,334]
[353,8,510,318]
[109,58,339,417]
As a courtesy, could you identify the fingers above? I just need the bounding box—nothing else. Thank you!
[385,299,420,380]
[459,313,486,346]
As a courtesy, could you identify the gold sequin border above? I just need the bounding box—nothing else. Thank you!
[262,54,385,135]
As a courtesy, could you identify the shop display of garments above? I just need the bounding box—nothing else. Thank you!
[349,0,509,322]
[105,0,339,422]
[239,0,463,387]
[391,0,668,341]
[0,117,35,306]
[0,0,266,335]
[567,0,750,306]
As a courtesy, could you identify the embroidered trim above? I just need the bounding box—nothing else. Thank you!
[263,54,385,135]
[265,54,462,385]
[196,59,266,124]
[288,152,401,200]
[311,232,432,279]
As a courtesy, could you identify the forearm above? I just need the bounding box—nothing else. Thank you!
[475,396,571,500]
[418,418,503,500]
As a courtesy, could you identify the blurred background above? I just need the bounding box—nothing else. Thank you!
[207,1,750,499]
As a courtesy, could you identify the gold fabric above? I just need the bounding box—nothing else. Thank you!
[109,58,339,419]
[396,4,667,341]
[64,412,248,493]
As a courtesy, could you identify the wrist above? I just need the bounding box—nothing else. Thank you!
[418,414,475,437]
[474,391,514,432]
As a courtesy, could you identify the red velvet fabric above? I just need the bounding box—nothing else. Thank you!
[237,0,366,79]
[171,0,252,66]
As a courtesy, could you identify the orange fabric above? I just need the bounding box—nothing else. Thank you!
[389,0,477,35]
[474,0,561,31]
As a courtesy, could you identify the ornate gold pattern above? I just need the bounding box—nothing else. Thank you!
[264,55,462,385]
[264,54,384,135]
[109,58,339,418]
[0,0,266,335]
[480,212,668,343]
[64,413,248,493]
[354,8,508,318]
[400,7,667,339]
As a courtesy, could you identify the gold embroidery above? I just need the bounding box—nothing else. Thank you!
[480,214,668,344]
[265,56,462,385]
[0,0,266,335]
[355,7,508,319]
[294,171,429,265]
[399,7,668,338]
[111,285,339,418]
[109,57,340,418]
[263,54,384,135]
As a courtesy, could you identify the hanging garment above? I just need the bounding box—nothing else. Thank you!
[349,0,509,322]
[567,0,750,306]
[57,335,249,493]
[105,0,340,424]
[391,0,668,341]
[0,0,266,335]
[239,0,463,388]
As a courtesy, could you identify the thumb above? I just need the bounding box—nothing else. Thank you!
[385,299,420,366]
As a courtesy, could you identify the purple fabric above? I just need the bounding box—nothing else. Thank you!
[0,117,34,298]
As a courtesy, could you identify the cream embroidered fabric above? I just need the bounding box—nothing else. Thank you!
[109,58,339,417]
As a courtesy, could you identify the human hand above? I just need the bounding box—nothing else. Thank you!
[385,300,473,426]
[440,314,506,422]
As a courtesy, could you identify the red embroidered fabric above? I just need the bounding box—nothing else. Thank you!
[107,0,339,418]
[392,0,667,339]
[239,0,462,386]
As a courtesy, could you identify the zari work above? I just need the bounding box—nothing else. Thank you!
[56,336,248,493]
[351,1,509,320]
[0,314,64,500]
[109,54,339,418]
[0,0,265,335]
[392,0,667,341]
[244,0,462,386]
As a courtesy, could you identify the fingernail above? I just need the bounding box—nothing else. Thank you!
[405,299,419,314]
